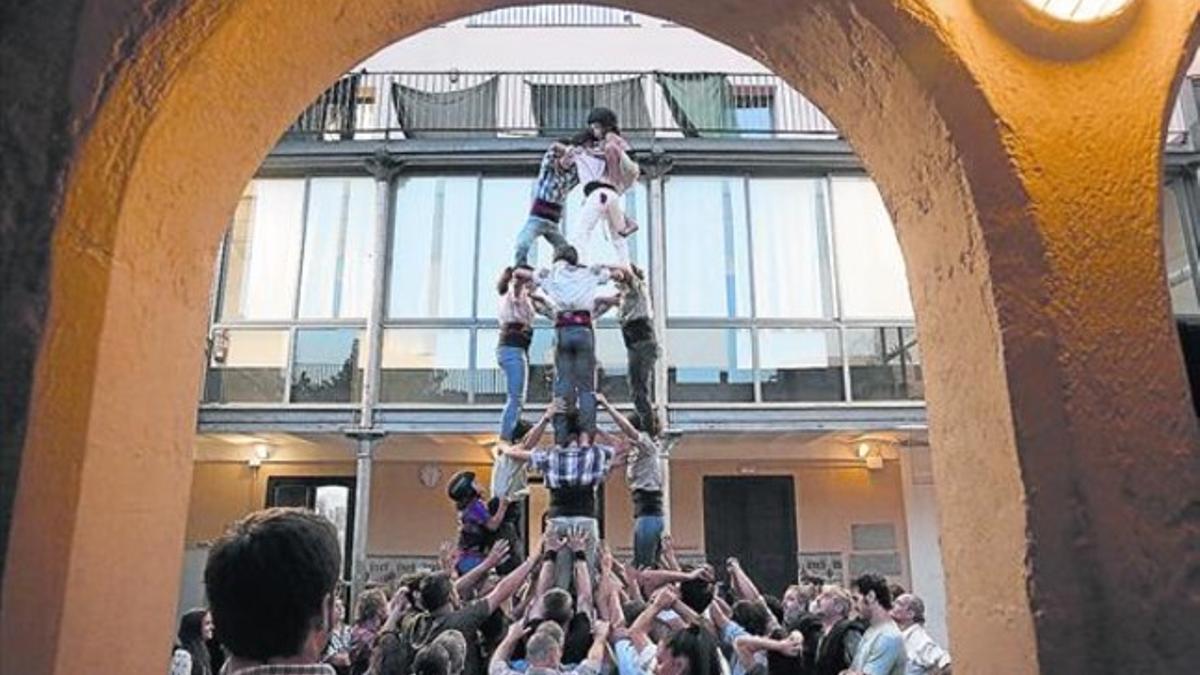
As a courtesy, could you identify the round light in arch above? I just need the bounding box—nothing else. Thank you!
[1022,0,1135,22]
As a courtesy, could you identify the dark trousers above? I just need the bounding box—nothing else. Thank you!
[553,324,596,444]
[627,338,658,432]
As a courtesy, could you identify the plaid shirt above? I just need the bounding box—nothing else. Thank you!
[529,445,615,489]
[220,664,335,675]
[532,146,579,206]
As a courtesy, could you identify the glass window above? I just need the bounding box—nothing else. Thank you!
[1163,185,1200,315]
[388,177,479,318]
[665,177,751,318]
[380,329,471,403]
[204,329,290,403]
[759,329,844,402]
[219,180,306,320]
[595,327,632,403]
[298,178,376,319]
[831,178,914,319]
[845,327,923,401]
[665,328,753,402]
[290,329,364,403]
[475,178,557,319]
[562,181,651,277]
[750,178,834,319]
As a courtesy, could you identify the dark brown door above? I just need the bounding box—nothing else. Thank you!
[703,476,798,596]
[265,476,356,581]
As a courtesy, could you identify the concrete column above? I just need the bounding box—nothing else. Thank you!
[898,441,950,648]
[643,149,673,431]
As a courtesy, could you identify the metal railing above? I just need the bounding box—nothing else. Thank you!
[286,70,839,141]
[466,5,638,26]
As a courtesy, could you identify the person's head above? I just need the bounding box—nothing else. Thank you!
[731,600,770,637]
[541,588,574,625]
[204,508,341,663]
[762,595,785,625]
[497,266,515,295]
[851,573,893,622]
[586,106,620,139]
[633,410,661,438]
[888,583,907,603]
[622,599,648,627]
[799,575,824,600]
[526,629,563,668]
[815,587,852,623]
[430,630,467,675]
[355,588,388,626]
[535,620,565,646]
[419,571,457,612]
[412,643,452,675]
[554,245,579,267]
[178,608,213,645]
[890,593,925,629]
[655,625,720,675]
[447,471,481,509]
[679,575,715,615]
[510,418,534,444]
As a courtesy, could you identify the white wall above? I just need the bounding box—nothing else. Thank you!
[899,444,951,649]
[359,12,767,73]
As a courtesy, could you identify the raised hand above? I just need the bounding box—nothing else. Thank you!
[486,539,512,566]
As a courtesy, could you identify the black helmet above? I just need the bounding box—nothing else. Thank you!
[586,106,619,133]
[447,471,478,503]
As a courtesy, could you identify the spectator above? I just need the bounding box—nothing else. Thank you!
[845,574,907,675]
[413,643,453,675]
[170,608,213,675]
[348,589,388,675]
[489,617,606,675]
[323,596,352,674]
[654,625,723,675]
[430,630,469,675]
[447,470,512,575]
[891,594,950,675]
[812,587,863,675]
[203,508,341,674]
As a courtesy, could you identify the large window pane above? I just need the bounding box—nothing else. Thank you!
[831,178,914,319]
[665,177,751,318]
[475,178,557,320]
[665,328,753,402]
[204,329,289,403]
[750,179,834,318]
[380,329,471,403]
[290,329,364,403]
[475,328,557,405]
[759,329,844,402]
[562,181,651,274]
[388,177,479,318]
[298,178,376,319]
[1163,185,1200,315]
[846,327,923,401]
[219,180,306,320]
[595,327,632,403]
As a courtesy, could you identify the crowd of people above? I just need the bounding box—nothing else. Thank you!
[174,107,951,675]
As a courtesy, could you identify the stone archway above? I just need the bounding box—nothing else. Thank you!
[1,1,1198,673]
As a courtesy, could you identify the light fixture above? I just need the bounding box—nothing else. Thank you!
[856,442,872,459]
[249,443,271,468]
[1021,0,1134,23]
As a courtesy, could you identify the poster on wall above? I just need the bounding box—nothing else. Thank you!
[798,551,845,586]
[366,555,439,582]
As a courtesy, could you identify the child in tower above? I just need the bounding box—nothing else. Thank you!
[446,470,512,575]
[565,107,641,267]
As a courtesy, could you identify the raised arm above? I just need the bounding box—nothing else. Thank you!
[630,587,677,650]
[727,558,781,633]
[733,634,802,671]
[484,541,542,614]
[527,535,563,620]
[456,539,510,599]
[584,621,611,672]
[484,499,511,532]
[504,405,554,462]
[569,531,595,618]
[597,393,639,440]
[490,622,527,673]
[638,567,711,596]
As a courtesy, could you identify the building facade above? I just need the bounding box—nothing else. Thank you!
[179,5,1200,647]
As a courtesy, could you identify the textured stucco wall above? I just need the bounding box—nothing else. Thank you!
[1,1,1199,673]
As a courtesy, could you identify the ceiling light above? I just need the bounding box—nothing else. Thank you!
[856,442,872,459]
[1022,0,1134,23]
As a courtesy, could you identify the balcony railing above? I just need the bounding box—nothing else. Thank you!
[466,5,639,27]
[286,70,839,141]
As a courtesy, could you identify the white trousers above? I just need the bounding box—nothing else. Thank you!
[573,187,630,266]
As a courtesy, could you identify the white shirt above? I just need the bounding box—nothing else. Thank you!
[626,433,663,492]
[901,624,950,674]
[498,287,535,326]
[536,262,610,313]
[572,148,608,185]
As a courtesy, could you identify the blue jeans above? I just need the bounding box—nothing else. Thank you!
[497,345,528,441]
[553,325,596,444]
[514,214,570,267]
[633,515,665,568]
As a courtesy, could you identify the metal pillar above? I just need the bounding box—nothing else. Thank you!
[643,147,674,530]
[347,151,403,606]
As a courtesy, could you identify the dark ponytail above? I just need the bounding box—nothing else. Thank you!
[497,266,515,296]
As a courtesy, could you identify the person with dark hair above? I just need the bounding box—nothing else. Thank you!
[496,265,555,444]
[347,588,388,675]
[412,643,453,675]
[514,252,621,445]
[596,393,664,569]
[447,470,512,575]
[203,507,341,674]
[846,574,906,675]
[656,625,723,675]
[609,265,659,436]
[322,596,352,673]
[170,608,214,675]
[565,107,641,266]
[513,139,579,267]
[890,594,950,675]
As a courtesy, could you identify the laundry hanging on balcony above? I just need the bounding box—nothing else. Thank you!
[656,72,738,138]
[528,76,651,137]
[390,76,499,138]
[291,72,363,140]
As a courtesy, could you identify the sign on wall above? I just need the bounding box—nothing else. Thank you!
[366,555,440,582]
[798,551,845,586]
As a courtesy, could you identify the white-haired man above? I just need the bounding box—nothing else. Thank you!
[890,594,950,675]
